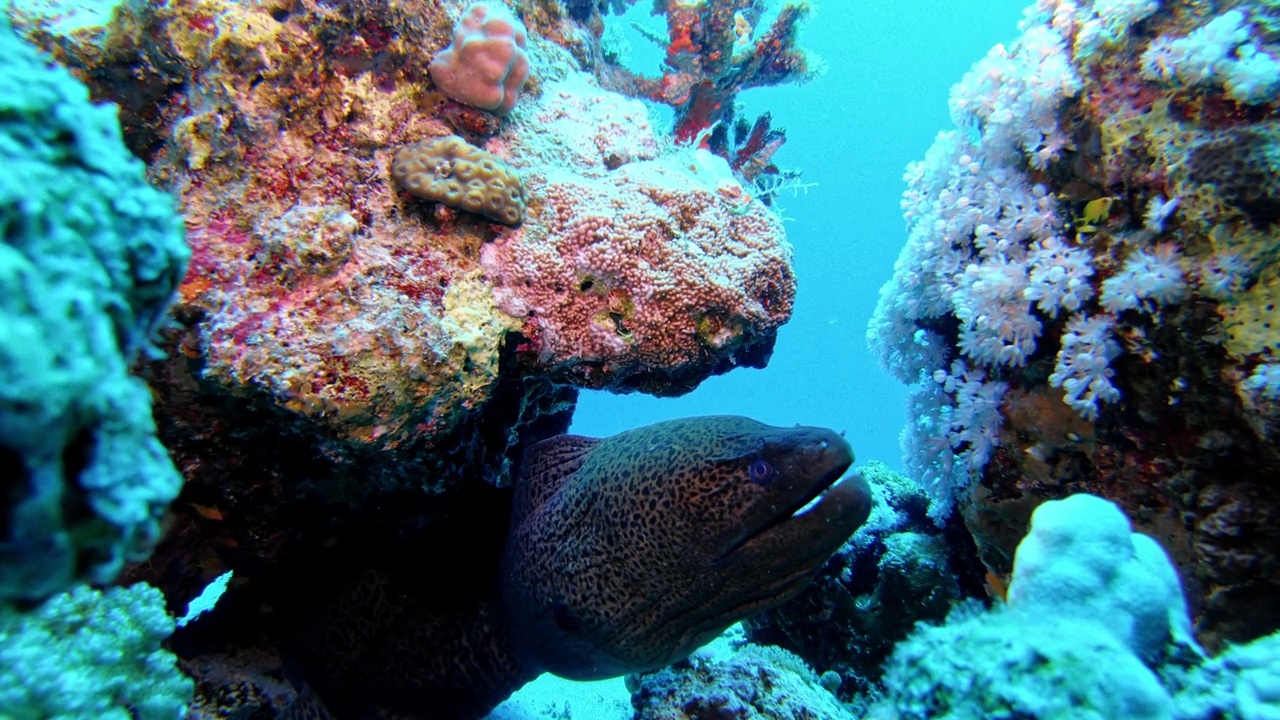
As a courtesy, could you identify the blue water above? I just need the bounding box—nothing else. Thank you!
[572,0,1030,471]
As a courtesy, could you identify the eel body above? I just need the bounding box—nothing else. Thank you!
[295,415,872,717]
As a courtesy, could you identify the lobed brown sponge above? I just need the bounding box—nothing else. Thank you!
[392,135,525,226]
[1186,127,1280,229]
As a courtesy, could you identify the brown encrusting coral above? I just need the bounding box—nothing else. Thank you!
[481,75,794,394]
[392,134,527,225]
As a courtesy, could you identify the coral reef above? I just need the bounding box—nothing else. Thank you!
[629,642,856,720]
[429,2,530,116]
[5,0,1279,718]
[868,0,1280,648]
[0,583,192,719]
[745,462,984,698]
[0,21,187,601]
[392,134,526,225]
[865,494,1276,720]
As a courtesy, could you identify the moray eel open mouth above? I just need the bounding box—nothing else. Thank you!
[782,455,856,520]
[763,470,864,535]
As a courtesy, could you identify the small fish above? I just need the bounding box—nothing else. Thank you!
[1074,196,1114,233]
[984,570,1010,601]
[189,503,225,521]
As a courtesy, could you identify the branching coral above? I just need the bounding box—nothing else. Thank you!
[0,583,192,719]
[599,0,817,145]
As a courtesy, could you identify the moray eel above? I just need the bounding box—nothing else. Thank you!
[295,415,871,718]
[501,414,872,681]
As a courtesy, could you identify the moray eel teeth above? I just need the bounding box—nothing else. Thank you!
[790,458,863,518]
[792,491,827,517]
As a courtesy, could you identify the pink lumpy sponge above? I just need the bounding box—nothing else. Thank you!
[428,2,530,117]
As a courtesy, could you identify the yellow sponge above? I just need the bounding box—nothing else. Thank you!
[392,135,525,225]
[1223,275,1280,361]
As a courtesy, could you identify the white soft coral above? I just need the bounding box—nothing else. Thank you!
[1139,9,1280,102]
[1025,236,1096,317]
[1100,243,1187,313]
[955,256,1042,367]
[1049,313,1122,421]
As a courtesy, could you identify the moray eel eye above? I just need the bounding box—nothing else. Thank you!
[748,458,775,485]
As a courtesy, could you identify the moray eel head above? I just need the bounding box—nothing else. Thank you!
[499,415,871,681]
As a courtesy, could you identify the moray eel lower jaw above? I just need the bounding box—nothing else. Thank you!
[736,470,871,559]
[654,469,872,663]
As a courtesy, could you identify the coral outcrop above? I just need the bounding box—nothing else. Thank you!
[483,77,794,394]
[16,0,793,489]
[0,21,187,601]
[429,2,530,116]
[869,0,1280,648]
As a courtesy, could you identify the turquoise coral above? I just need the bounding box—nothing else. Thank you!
[0,583,192,719]
[870,495,1280,720]
[0,20,188,600]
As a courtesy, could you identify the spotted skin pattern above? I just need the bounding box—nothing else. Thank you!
[500,415,872,680]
